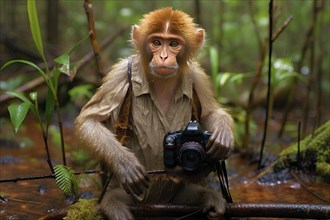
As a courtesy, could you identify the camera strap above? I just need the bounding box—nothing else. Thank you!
[191,88,202,122]
[215,160,233,203]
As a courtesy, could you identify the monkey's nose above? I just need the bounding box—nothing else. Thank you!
[160,50,168,61]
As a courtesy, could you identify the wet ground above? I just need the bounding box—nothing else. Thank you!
[0,118,329,220]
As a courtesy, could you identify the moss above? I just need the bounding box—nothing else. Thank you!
[316,162,330,179]
[64,199,104,220]
[277,120,330,179]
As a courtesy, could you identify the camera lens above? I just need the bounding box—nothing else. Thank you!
[179,142,206,172]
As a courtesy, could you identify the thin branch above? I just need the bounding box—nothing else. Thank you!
[98,173,112,204]
[297,121,302,168]
[302,0,319,135]
[248,0,262,50]
[258,0,273,169]
[0,170,102,183]
[84,0,104,77]
[271,15,293,42]
[291,171,330,203]
[0,169,164,184]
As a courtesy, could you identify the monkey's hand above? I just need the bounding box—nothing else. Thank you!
[206,126,234,161]
[202,190,226,220]
[112,150,150,196]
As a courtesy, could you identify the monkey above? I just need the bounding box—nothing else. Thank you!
[75,7,234,220]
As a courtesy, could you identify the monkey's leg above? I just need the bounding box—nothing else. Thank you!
[101,188,134,220]
[172,184,226,220]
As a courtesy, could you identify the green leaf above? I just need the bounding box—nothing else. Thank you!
[29,92,38,101]
[1,60,47,81]
[8,102,31,133]
[6,91,32,105]
[55,54,77,80]
[209,46,219,81]
[54,54,70,66]
[218,73,232,87]
[27,0,46,61]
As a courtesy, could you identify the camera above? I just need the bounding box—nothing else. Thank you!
[163,121,212,173]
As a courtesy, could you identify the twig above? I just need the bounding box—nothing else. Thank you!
[258,0,273,169]
[98,173,112,204]
[2,197,42,205]
[194,0,201,25]
[291,171,330,203]
[302,0,319,135]
[271,15,293,42]
[248,0,262,50]
[0,170,102,183]
[83,0,104,77]
[297,121,301,168]
[243,1,269,148]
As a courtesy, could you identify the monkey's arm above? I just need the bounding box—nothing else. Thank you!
[191,62,234,160]
[202,109,234,160]
[75,59,149,195]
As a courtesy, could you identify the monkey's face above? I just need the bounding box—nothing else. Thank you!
[147,33,185,79]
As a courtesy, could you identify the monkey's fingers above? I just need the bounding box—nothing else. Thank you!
[206,134,216,151]
[138,165,150,182]
[136,166,150,189]
[127,179,144,196]
[120,170,143,195]
[206,131,223,156]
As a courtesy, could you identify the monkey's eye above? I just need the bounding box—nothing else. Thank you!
[170,41,179,47]
[152,40,161,46]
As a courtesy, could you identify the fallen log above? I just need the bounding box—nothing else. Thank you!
[131,203,330,219]
[39,202,330,219]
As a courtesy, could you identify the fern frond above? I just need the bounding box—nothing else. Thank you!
[54,165,78,198]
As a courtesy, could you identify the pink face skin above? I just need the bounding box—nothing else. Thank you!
[147,33,185,78]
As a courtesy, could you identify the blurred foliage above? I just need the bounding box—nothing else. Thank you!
[1,1,329,75]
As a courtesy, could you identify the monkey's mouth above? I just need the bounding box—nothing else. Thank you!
[149,63,178,78]
[149,63,179,70]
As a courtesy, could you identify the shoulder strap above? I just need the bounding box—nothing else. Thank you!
[115,57,133,145]
[191,88,202,121]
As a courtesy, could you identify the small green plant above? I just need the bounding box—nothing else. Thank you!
[1,0,87,199]
[54,165,79,201]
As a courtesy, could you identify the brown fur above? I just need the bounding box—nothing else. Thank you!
[132,7,204,75]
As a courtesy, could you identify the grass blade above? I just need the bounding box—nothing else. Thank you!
[27,0,46,62]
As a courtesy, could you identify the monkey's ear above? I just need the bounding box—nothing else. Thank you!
[196,28,205,48]
[131,25,140,46]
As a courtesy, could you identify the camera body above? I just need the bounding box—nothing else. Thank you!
[163,121,212,173]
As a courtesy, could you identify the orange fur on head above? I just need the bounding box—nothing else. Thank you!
[132,7,205,64]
